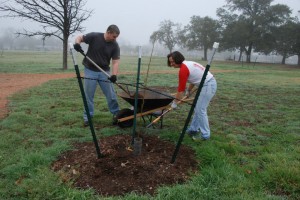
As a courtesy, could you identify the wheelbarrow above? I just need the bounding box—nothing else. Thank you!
[115,88,174,128]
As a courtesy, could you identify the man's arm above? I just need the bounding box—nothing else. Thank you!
[111,59,119,76]
[73,35,84,53]
[75,35,84,44]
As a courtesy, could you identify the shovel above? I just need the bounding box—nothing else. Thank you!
[72,45,132,97]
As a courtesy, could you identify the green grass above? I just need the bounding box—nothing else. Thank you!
[0,50,170,74]
[0,51,300,199]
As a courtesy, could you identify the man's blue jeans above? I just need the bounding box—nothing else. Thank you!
[83,67,119,122]
[188,78,217,139]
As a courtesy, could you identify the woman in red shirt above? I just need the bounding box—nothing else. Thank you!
[167,51,217,141]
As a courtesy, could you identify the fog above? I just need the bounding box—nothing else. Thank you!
[0,0,299,45]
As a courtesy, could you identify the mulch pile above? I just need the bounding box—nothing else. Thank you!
[52,134,199,196]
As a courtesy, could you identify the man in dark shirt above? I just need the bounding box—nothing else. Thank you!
[74,24,120,127]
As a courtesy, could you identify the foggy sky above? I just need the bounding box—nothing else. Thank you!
[0,0,299,45]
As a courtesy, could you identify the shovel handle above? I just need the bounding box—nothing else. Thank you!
[69,43,130,95]
[84,56,111,77]
[84,55,130,94]
[70,43,112,78]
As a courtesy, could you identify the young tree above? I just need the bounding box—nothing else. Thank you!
[0,0,92,69]
[149,31,159,46]
[217,0,291,63]
[182,16,220,61]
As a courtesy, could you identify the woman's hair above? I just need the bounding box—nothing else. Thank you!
[107,24,120,35]
[167,51,185,66]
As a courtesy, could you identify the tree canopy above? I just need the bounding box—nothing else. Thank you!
[217,0,291,62]
[149,20,180,53]
[182,16,220,60]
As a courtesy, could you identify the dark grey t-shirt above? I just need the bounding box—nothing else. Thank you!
[82,32,120,72]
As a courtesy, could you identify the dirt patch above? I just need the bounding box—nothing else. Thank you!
[0,73,75,119]
[52,134,198,196]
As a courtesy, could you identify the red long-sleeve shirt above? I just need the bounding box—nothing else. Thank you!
[177,61,214,92]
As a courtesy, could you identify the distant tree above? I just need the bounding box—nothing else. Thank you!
[217,8,249,61]
[0,0,92,69]
[220,19,250,61]
[150,20,180,53]
[181,16,220,61]
[260,20,299,65]
[0,28,16,50]
[217,0,291,63]
[292,17,300,66]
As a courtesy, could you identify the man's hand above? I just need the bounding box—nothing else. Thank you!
[109,75,117,83]
[170,101,177,109]
[73,43,84,53]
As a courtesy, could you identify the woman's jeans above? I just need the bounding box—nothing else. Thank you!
[83,67,119,122]
[188,77,217,139]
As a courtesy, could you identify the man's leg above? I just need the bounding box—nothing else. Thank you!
[83,68,98,122]
[98,71,120,115]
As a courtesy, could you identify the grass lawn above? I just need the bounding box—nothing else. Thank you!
[0,51,299,199]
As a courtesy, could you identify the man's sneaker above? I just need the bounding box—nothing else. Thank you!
[83,121,89,127]
[192,133,209,141]
[112,115,118,125]
[187,130,198,137]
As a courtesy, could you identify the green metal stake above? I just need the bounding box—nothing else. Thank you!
[171,42,219,163]
[131,46,142,145]
[69,46,102,159]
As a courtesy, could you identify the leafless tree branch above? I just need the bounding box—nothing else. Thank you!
[0,0,93,69]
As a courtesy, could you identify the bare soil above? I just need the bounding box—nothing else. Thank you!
[0,73,75,119]
[1,72,199,197]
[51,134,198,196]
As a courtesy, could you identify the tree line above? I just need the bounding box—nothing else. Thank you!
[151,0,300,65]
[1,0,299,69]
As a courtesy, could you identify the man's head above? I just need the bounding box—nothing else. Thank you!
[167,51,185,67]
[105,24,120,42]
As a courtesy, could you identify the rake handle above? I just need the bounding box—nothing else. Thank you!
[146,90,194,128]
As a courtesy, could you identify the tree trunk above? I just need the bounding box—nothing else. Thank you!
[203,47,208,61]
[246,43,253,63]
[62,36,68,70]
[281,53,286,65]
[298,55,300,66]
[238,50,243,62]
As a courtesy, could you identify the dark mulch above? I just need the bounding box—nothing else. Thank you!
[52,134,199,197]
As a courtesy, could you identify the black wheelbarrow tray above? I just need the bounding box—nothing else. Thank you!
[115,89,174,128]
